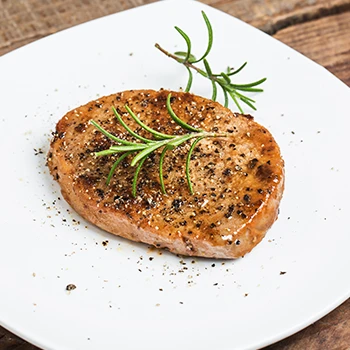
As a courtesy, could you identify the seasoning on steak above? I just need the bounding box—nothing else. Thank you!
[48,89,284,259]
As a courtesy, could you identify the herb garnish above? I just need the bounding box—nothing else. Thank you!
[92,11,265,196]
[155,11,266,113]
[91,93,227,197]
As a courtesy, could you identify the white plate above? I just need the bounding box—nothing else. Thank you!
[0,1,349,349]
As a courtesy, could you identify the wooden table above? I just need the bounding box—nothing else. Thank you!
[0,1,349,349]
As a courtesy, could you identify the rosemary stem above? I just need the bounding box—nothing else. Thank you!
[155,43,207,77]
[155,43,255,93]
[165,131,227,146]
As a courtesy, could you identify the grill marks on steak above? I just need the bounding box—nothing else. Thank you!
[48,89,284,258]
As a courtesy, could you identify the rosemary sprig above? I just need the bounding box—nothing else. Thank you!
[155,11,266,113]
[91,93,227,197]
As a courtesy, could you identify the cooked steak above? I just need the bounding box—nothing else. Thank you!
[48,89,284,258]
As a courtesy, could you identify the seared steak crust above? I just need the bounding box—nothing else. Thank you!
[48,90,284,258]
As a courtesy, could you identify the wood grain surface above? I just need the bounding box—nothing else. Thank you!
[274,10,350,86]
[201,0,350,34]
[0,0,157,56]
[0,1,349,349]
